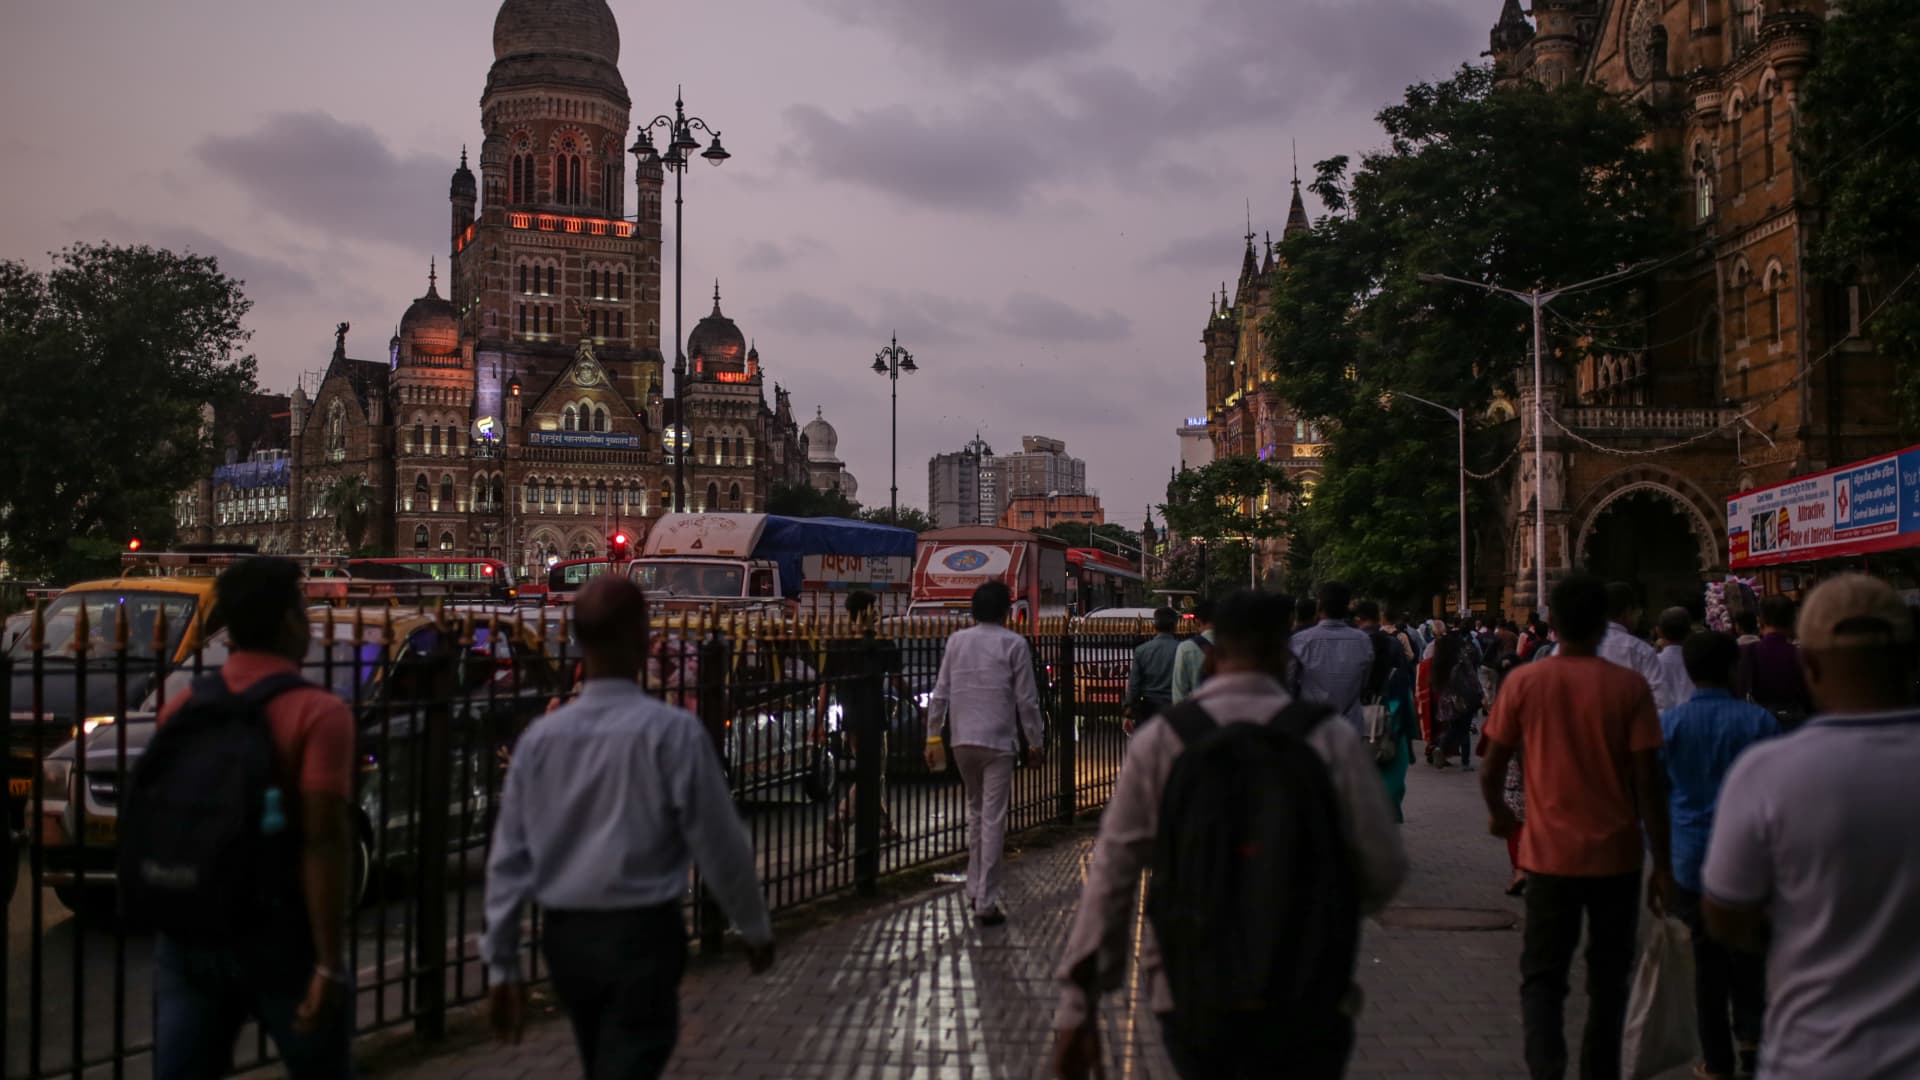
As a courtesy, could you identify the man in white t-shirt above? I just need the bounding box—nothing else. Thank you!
[1703,574,1920,1080]
[1598,582,1675,710]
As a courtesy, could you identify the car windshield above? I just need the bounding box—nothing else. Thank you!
[145,624,387,710]
[633,561,743,598]
[27,591,197,662]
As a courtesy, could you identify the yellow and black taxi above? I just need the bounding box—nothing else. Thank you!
[32,606,557,912]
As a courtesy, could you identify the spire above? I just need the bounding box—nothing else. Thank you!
[460,145,469,169]
[426,258,440,297]
[711,279,723,315]
[1491,0,1535,55]
[1262,229,1276,273]
[1284,175,1311,238]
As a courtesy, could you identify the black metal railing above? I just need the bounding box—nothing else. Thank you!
[2,604,1160,1078]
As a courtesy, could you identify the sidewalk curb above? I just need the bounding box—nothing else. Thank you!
[314,820,1100,1077]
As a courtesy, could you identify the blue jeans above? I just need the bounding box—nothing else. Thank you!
[154,933,354,1080]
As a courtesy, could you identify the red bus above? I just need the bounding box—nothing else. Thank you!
[544,558,616,602]
[348,557,516,601]
[1067,548,1147,615]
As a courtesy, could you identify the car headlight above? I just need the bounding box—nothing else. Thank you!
[75,716,114,738]
[41,758,73,792]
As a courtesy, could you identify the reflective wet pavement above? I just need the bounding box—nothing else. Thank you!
[381,753,1697,1079]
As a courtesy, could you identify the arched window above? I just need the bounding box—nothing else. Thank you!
[414,525,429,550]
[517,304,526,334]
[734,435,747,463]
[544,479,557,504]
[1762,82,1777,178]
[1765,263,1786,344]
[576,482,588,509]
[705,482,720,511]
[439,531,455,552]
[594,407,608,433]
[561,482,573,506]
[564,406,577,432]
[491,476,504,507]
[518,264,528,294]
[327,402,346,453]
[413,473,430,511]
[660,481,674,510]
[473,475,488,508]
[615,312,625,339]
[595,481,607,506]
[510,155,529,203]
[728,483,743,510]
[706,434,717,463]
[440,474,455,510]
[588,310,598,338]
[614,270,625,301]
[412,420,424,454]
[544,265,555,295]
[1730,261,1751,342]
[1728,105,1745,194]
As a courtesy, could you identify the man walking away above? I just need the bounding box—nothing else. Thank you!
[1291,582,1378,740]
[925,581,1045,926]
[1124,607,1182,732]
[1050,591,1406,1080]
[1704,574,1920,1079]
[1655,607,1697,707]
[1598,581,1674,710]
[1662,631,1777,1080]
[1169,597,1215,703]
[1480,574,1672,1080]
[485,576,773,1079]
[1734,594,1812,729]
[140,559,356,1080]
[816,588,912,850]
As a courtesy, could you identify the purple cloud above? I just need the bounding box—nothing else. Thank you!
[819,0,1107,69]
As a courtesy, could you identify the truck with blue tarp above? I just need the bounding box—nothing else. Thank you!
[631,513,917,619]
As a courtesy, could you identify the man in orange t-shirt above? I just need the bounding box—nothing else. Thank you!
[153,559,357,1080]
[1481,574,1671,1080]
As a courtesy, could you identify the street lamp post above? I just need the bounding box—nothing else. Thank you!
[871,333,918,518]
[633,88,731,513]
[1389,391,1469,623]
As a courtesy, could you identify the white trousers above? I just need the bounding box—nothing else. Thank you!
[952,746,1016,914]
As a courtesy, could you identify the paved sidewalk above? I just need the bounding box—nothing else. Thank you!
[383,754,1677,1079]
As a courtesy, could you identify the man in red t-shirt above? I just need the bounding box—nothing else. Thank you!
[153,559,357,1080]
[1481,575,1671,1080]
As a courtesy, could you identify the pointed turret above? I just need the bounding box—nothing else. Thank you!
[1262,230,1275,274]
[1284,175,1311,238]
[1490,0,1535,74]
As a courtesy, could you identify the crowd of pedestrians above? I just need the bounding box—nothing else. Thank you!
[121,560,1920,1079]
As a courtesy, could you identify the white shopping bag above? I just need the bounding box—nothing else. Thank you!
[1621,915,1698,1080]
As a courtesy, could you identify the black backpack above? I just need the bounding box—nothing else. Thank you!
[117,673,309,939]
[1146,699,1360,1042]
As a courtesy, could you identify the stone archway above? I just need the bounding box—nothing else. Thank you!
[1573,468,1725,614]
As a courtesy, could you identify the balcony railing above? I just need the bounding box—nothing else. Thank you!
[1560,407,1738,438]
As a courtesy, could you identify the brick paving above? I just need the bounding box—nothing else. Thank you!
[381,754,1694,1079]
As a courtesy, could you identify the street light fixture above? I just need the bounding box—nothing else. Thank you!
[1384,390,1470,623]
[633,87,731,513]
[872,333,918,518]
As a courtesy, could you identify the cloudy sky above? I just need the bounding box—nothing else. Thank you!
[1,0,1496,522]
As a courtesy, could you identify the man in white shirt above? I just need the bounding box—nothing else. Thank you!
[1598,581,1674,710]
[1654,606,1697,707]
[1704,574,1920,1079]
[924,580,1046,926]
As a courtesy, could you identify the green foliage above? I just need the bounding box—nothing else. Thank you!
[1801,0,1920,419]
[1154,538,1266,598]
[1264,65,1684,601]
[1032,521,1139,554]
[765,482,859,519]
[1159,455,1292,545]
[323,476,373,552]
[857,506,935,532]
[0,244,258,581]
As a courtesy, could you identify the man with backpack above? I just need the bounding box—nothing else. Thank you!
[1169,597,1215,702]
[1050,590,1407,1079]
[125,558,357,1080]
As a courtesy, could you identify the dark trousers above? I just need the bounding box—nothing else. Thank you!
[154,931,352,1080]
[1672,887,1765,1075]
[1520,871,1640,1080]
[1442,711,1474,767]
[543,904,689,1080]
[1159,1011,1354,1080]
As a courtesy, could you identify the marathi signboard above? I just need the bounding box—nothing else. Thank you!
[1727,444,1920,569]
[529,431,642,450]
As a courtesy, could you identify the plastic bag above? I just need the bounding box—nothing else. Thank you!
[1621,915,1698,1080]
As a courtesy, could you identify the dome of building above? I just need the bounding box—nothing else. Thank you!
[485,0,627,103]
[687,283,747,371]
[839,472,860,501]
[493,0,619,63]
[450,147,476,199]
[803,407,840,462]
[399,264,459,355]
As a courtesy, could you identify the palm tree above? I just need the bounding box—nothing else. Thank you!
[322,476,371,553]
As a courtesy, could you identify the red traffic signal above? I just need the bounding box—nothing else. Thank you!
[127,537,144,553]
[609,531,631,562]
[612,531,629,547]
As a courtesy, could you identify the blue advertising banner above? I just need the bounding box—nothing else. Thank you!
[1727,444,1920,568]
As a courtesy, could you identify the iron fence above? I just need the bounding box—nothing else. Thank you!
[1,604,1161,1079]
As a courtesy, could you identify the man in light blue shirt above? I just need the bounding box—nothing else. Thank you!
[1289,582,1377,738]
[484,576,773,1078]
[1662,631,1777,1079]
[1170,598,1216,702]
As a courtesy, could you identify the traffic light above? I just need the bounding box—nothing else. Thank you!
[127,535,143,553]
[609,530,630,563]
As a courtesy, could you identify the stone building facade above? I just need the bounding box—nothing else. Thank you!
[1485,0,1900,614]
[175,0,809,576]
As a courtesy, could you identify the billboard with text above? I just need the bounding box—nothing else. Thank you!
[1727,444,1920,568]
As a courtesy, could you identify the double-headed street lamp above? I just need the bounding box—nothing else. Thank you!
[633,88,731,513]
[1384,390,1469,623]
[871,334,918,518]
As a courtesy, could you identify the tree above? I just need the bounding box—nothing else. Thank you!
[1034,521,1139,554]
[1158,456,1293,596]
[1263,65,1685,601]
[764,482,859,518]
[323,475,373,553]
[1801,0,1920,419]
[0,244,258,580]
[858,506,935,532]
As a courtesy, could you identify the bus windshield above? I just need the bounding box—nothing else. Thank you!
[547,560,613,593]
[632,561,744,598]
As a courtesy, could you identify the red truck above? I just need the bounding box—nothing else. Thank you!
[908,526,1070,627]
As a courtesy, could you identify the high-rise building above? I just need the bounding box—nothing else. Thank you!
[928,434,994,528]
[993,436,1087,514]
[1177,417,1214,472]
